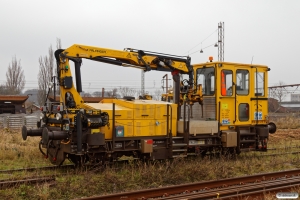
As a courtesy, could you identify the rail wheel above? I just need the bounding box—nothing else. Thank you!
[47,140,65,166]
[67,154,89,167]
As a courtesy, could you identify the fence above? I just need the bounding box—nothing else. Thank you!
[0,115,38,129]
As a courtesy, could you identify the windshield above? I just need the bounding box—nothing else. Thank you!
[196,67,215,95]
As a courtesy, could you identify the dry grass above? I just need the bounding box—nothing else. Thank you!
[270,113,300,129]
[0,116,300,199]
[0,128,50,170]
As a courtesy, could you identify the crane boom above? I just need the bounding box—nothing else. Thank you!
[54,44,196,108]
[59,44,192,74]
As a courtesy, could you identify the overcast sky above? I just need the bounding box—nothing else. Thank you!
[1,0,299,96]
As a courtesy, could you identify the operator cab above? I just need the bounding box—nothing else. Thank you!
[193,61,270,127]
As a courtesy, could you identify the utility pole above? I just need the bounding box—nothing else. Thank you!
[141,70,145,95]
[218,22,224,61]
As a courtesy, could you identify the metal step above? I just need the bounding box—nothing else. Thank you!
[240,148,256,152]
[240,132,256,136]
[240,140,256,143]
[172,154,187,158]
[172,149,187,152]
[172,143,187,147]
[172,136,184,139]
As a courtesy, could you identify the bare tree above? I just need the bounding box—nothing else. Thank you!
[119,87,136,98]
[269,81,288,112]
[93,91,103,97]
[0,85,9,95]
[136,90,143,98]
[37,45,54,105]
[5,56,25,94]
[81,91,92,97]
[153,89,163,100]
[107,88,118,97]
[56,38,62,49]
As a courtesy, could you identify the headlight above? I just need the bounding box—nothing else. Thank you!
[56,113,62,120]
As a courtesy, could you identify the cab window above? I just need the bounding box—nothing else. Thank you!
[197,67,215,95]
[239,103,249,121]
[236,69,249,95]
[221,70,233,96]
[254,71,265,96]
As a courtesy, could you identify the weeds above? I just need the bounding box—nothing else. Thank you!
[0,118,300,199]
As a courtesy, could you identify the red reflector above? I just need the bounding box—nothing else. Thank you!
[57,106,60,111]
[40,107,43,111]
[146,140,153,144]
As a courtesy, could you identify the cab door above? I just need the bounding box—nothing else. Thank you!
[219,66,251,126]
[250,67,269,124]
[235,67,251,125]
[219,68,235,126]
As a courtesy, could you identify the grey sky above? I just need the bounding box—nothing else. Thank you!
[1,0,299,95]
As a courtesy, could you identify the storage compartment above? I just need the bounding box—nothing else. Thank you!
[144,100,177,119]
[134,120,155,136]
[87,132,105,146]
[178,120,218,134]
[113,99,155,119]
[84,103,133,120]
[256,127,269,137]
[95,120,134,139]
[221,131,237,147]
[141,139,153,153]
[154,119,177,136]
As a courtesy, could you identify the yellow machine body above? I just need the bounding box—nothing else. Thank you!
[22,44,276,166]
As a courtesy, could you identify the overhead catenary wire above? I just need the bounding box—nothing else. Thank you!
[184,28,218,55]
[188,43,217,56]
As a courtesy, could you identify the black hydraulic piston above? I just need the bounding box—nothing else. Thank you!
[74,60,82,93]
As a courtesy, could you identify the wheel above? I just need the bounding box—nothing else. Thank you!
[67,154,89,167]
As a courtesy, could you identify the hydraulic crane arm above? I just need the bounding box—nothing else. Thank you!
[59,44,192,74]
[54,44,195,109]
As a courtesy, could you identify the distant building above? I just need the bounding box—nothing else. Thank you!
[0,95,29,114]
[26,104,41,114]
[291,94,300,102]
[280,101,300,112]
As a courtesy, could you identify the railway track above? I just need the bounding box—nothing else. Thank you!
[0,164,75,174]
[76,169,300,200]
[0,176,55,189]
[267,145,300,150]
[249,151,300,157]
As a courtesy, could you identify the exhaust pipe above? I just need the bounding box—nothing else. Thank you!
[22,125,43,140]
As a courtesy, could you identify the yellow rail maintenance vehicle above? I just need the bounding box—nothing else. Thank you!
[22,44,276,166]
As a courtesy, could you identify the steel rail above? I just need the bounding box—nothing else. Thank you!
[0,164,75,174]
[74,169,300,200]
[0,176,55,189]
[217,184,300,200]
[243,151,300,157]
[161,176,300,199]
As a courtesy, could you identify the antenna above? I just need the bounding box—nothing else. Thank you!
[251,56,254,64]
